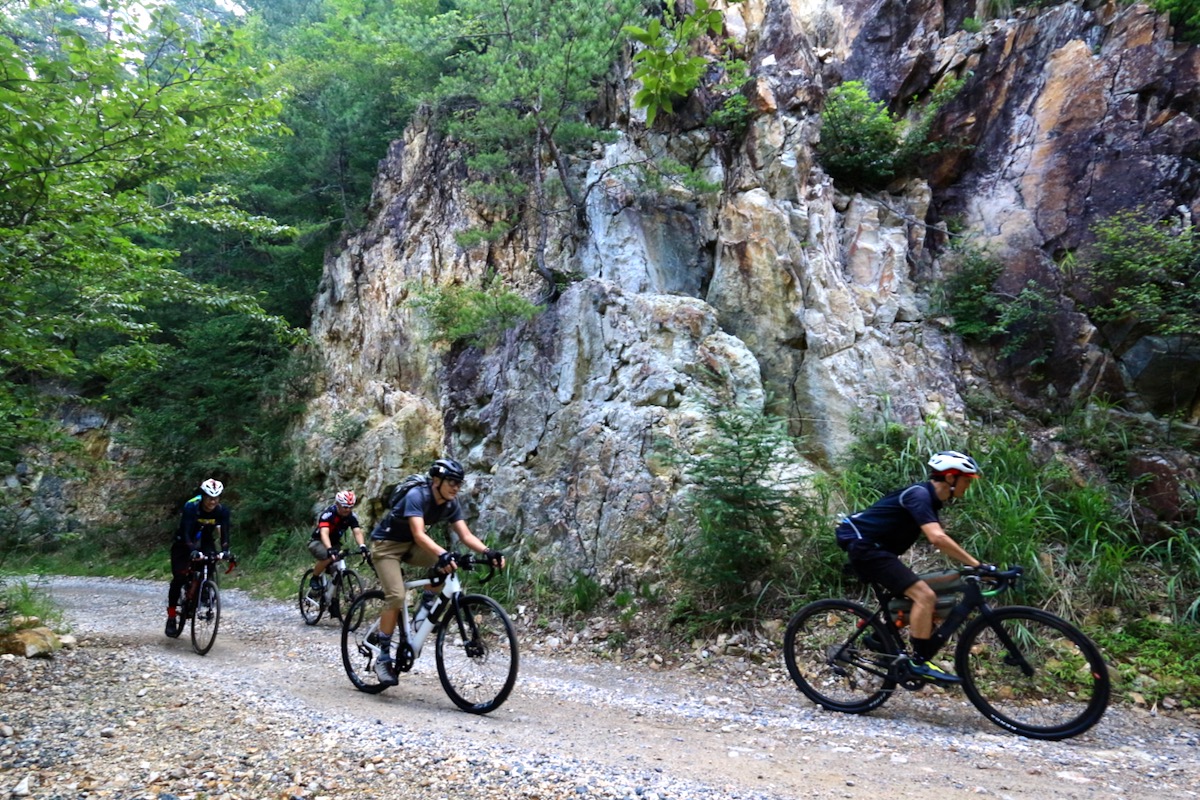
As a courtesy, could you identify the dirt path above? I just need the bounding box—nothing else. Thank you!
[8,576,1200,799]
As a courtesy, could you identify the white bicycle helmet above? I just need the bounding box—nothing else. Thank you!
[200,478,224,498]
[335,489,356,507]
[927,451,980,477]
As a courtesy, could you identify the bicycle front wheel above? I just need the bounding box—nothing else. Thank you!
[956,606,1110,740]
[436,594,519,714]
[783,599,897,713]
[190,579,221,656]
[340,589,390,694]
[331,569,365,621]
[299,568,324,625]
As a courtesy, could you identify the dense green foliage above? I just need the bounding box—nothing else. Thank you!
[409,283,544,348]
[816,78,962,190]
[1153,0,1200,43]
[1086,208,1200,338]
[939,246,1057,368]
[625,0,724,126]
[665,403,840,627]
[0,0,292,469]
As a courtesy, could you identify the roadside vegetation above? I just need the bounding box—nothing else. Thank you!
[2,0,1198,714]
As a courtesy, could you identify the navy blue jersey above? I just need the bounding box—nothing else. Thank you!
[312,504,362,544]
[176,496,231,550]
[837,482,942,555]
[370,483,464,543]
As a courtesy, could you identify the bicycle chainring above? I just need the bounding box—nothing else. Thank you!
[396,641,415,673]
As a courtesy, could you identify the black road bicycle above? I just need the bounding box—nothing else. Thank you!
[299,549,371,625]
[341,551,519,714]
[783,565,1110,740]
[168,551,235,656]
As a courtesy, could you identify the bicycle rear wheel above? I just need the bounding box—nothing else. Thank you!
[299,568,324,625]
[783,599,897,713]
[436,594,519,714]
[956,606,1110,740]
[190,579,221,656]
[340,589,390,694]
[331,568,365,621]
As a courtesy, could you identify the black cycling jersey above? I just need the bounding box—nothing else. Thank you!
[312,504,362,545]
[837,481,942,555]
[370,483,463,543]
[176,496,231,551]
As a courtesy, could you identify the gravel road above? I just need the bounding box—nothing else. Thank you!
[1,576,1198,800]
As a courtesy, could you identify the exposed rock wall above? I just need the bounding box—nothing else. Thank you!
[302,1,1200,572]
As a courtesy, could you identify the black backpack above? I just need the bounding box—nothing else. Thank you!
[387,474,429,509]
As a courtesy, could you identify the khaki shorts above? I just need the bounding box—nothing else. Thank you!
[370,539,437,609]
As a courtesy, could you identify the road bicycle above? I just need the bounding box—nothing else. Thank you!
[298,549,371,625]
[169,551,236,656]
[341,551,519,714]
[783,564,1110,740]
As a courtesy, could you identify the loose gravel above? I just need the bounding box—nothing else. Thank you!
[1,576,1198,800]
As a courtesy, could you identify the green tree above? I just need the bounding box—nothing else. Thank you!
[624,0,724,126]
[1086,209,1200,338]
[430,0,643,291]
[668,403,821,625]
[817,78,963,190]
[0,0,292,468]
[1153,0,1200,44]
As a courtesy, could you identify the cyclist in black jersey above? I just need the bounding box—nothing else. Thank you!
[166,478,232,637]
[308,490,368,598]
[835,451,987,683]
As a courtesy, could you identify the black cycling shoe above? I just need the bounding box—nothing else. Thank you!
[907,658,962,685]
[165,617,180,638]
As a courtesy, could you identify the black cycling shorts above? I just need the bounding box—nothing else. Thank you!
[847,542,920,596]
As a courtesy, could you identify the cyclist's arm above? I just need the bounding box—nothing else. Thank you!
[351,526,366,547]
[406,515,445,559]
[450,520,504,567]
[317,521,334,552]
[920,522,980,567]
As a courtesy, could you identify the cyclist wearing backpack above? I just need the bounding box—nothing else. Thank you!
[835,451,989,684]
[307,490,369,599]
[166,479,232,637]
[368,458,504,686]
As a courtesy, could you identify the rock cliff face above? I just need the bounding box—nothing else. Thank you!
[301,1,1200,574]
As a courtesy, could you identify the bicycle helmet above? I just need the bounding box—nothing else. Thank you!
[429,458,465,482]
[199,478,224,498]
[928,451,980,478]
[335,489,356,507]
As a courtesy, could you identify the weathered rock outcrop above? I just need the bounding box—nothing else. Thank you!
[302,1,1200,572]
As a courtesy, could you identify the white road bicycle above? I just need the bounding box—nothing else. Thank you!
[340,551,519,714]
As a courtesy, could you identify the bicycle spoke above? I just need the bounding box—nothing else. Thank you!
[436,595,519,714]
[957,607,1110,740]
[341,589,390,694]
[299,568,324,625]
[190,580,220,656]
[783,599,896,714]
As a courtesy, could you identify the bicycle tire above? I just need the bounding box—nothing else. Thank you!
[332,568,365,621]
[956,605,1110,740]
[783,598,897,713]
[190,579,221,656]
[340,589,390,694]
[436,594,519,714]
[299,568,324,625]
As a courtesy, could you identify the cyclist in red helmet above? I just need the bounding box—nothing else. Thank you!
[835,451,988,683]
[307,490,368,598]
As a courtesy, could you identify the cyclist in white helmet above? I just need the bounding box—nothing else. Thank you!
[166,478,232,637]
[307,489,368,598]
[835,451,989,683]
